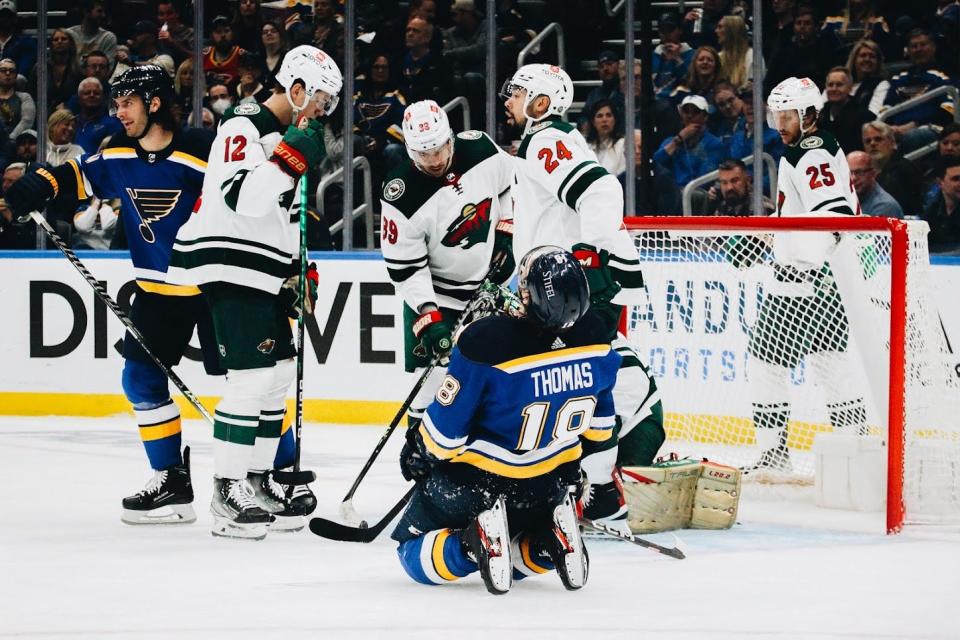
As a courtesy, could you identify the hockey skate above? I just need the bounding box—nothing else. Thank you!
[580,471,630,536]
[210,477,274,540]
[459,495,513,595]
[254,470,315,533]
[544,491,590,590]
[121,446,196,525]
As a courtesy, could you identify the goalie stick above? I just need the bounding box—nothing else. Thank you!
[312,486,416,543]
[22,210,214,425]
[579,518,687,559]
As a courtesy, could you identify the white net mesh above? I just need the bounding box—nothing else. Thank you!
[624,219,960,527]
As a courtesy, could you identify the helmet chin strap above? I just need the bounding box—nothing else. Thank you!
[285,85,312,125]
[521,91,551,136]
[134,101,160,140]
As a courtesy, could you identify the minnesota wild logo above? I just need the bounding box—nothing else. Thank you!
[441,198,493,249]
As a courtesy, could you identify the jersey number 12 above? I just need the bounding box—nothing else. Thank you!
[223,135,247,162]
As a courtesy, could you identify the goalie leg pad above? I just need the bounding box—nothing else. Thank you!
[690,461,742,529]
[621,461,701,533]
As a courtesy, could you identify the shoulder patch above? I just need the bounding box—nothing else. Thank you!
[220,103,283,137]
[383,178,405,202]
[457,130,483,140]
[800,136,823,150]
[233,103,261,116]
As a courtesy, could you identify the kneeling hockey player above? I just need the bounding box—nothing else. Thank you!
[391,247,621,594]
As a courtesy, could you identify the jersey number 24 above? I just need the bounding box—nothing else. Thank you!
[537,140,574,174]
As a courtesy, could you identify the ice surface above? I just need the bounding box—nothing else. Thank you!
[1,416,958,640]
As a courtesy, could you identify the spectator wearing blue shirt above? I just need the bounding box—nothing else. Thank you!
[73,77,121,154]
[0,1,36,77]
[728,88,784,164]
[654,95,726,189]
[848,151,903,219]
[653,11,694,99]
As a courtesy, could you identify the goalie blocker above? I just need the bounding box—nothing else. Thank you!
[621,456,742,533]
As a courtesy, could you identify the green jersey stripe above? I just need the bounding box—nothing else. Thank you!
[563,166,607,209]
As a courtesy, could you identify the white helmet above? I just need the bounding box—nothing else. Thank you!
[275,45,343,115]
[501,64,573,132]
[402,100,454,174]
[766,76,823,133]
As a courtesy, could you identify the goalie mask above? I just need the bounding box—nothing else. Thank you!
[518,246,590,333]
[275,44,343,116]
[402,100,454,177]
[500,64,574,134]
[766,76,823,137]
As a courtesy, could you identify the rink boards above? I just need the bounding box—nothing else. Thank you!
[1,250,959,427]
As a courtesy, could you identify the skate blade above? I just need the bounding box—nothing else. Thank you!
[122,504,197,525]
[478,503,512,594]
[210,516,268,541]
[554,502,588,589]
[268,515,305,533]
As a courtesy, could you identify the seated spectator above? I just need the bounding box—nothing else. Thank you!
[728,88,785,164]
[46,109,84,166]
[613,60,680,149]
[884,28,955,146]
[709,82,743,146]
[847,150,903,218]
[846,39,890,115]
[818,66,875,152]
[353,53,407,170]
[705,158,776,216]
[207,83,234,120]
[127,21,175,77]
[29,29,82,109]
[0,1,37,77]
[65,0,117,67]
[0,195,33,249]
[682,0,738,50]
[580,50,621,130]
[654,95,726,189]
[235,53,271,104]
[618,129,680,214]
[156,0,194,66]
[585,99,625,176]
[173,58,194,115]
[13,127,34,163]
[71,195,118,249]
[921,123,960,207]
[73,77,121,154]
[399,17,450,104]
[716,15,760,91]
[0,57,33,137]
[232,0,264,54]
[81,50,112,96]
[204,15,246,93]
[313,0,343,58]
[766,5,842,94]
[762,0,796,62]
[187,106,214,130]
[443,0,486,129]
[653,11,693,99]
[863,120,925,216]
[667,46,725,108]
[822,0,896,60]
[2,158,22,191]
[921,157,960,254]
[260,20,287,89]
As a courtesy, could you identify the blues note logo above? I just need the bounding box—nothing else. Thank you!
[126,188,182,243]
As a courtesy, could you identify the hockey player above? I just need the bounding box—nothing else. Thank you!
[379,99,516,427]
[392,247,620,594]
[501,64,663,523]
[164,45,342,539]
[745,76,866,472]
[5,65,222,526]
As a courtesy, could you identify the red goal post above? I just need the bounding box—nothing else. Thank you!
[620,215,958,533]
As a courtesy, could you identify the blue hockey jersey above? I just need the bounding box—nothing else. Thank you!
[63,129,213,295]
[419,313,621,479]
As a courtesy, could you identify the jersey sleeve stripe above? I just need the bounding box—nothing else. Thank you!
[67,159,88,199]
[432,274,485,286]
[220,169,250,212]
[810,196,847,212]
[173,235,293,260]
[387,265,424,283]
[563,166,607,210]
[384,255,429,265]
[494,344,611,373]
[432,285,475,302]
[555,160,594,201]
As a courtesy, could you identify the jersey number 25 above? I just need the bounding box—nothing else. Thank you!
[805,163,835,189]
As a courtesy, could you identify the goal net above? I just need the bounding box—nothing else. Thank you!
[622,216,960,533]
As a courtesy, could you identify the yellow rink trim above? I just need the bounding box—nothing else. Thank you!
[0,392,402,426]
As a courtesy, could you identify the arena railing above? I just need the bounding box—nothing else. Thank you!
[442,96,471,133]
[878,86,960,126]
[680,152,777,216]
[318,156,375,250]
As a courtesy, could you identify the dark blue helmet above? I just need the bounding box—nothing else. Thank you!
[518,246,590,333]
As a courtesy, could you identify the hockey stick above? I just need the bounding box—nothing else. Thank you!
[338,280,492,525]
[276,176,316,488]
[311,486,416,543]
[579,518,687,559]
[22,210,214,425]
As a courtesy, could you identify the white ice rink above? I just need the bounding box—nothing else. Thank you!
[2,415,958,640]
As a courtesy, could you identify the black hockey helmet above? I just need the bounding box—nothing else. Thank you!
[518,246,590,333]
[112,65,176,135]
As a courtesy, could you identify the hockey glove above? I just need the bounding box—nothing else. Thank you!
[271,119,327,178]
[399,427,435,482]
[412,306,453,361]
[4,168,59,221]
[280,262,320,318]
[572,242,622,306]
[487,220,516,284]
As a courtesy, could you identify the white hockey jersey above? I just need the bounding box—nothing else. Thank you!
[511,118,643,302]
[773,130,862,273]
[166,103,301,294]
[380,130,514,311]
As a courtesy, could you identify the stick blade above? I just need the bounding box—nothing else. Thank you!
[273,469,316,485]
[308,516,378,543]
